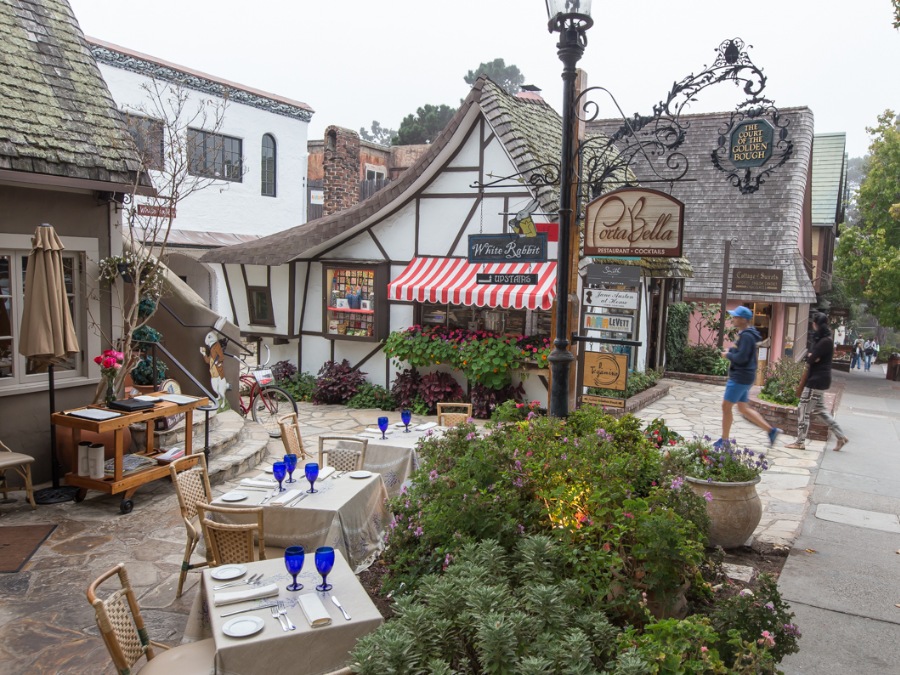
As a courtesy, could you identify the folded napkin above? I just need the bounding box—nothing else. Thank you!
[414,422,438,431]
[268,489,303,506]
[318,465,336,479]
[213,582,279,606]
[240,478,277,489]
[298,593,332,627]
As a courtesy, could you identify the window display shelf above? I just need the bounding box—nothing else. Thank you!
[327,307,374,315]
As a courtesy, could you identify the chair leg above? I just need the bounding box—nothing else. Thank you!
[23,465,36,510]
[176,533,199,599]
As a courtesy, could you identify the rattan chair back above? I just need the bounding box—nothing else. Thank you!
[169,455,212,597]
[437,402,473,427]
[278,412,309,459]
[197,502,266,566]
[317,435,368,472]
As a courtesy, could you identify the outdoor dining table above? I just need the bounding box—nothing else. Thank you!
[354,424,446,496]
[183,550,383,675]
[211,471,390,572]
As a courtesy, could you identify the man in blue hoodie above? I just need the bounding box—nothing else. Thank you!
[718,306,781,447]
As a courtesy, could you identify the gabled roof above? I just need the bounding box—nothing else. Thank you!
[0,0,147,189]
[589,108,817,304]
[811,133,847,226]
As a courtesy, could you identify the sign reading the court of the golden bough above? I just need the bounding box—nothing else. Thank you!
[583,188,684,258]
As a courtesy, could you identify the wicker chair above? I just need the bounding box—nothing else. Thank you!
[317,435,368,472]
[196,502,267,566]
[87,563,215,675]
[437,403,473,428]
[0,440,36,510]
[168,455,212,598]
[278,412,309,460]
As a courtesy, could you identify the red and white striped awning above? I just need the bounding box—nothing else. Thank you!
[387,257,557,311]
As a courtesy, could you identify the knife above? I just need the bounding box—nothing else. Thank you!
[220,602,278,618]
[331,595,351,620]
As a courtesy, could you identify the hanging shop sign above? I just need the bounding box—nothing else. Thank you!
[711,106,793,195]
[582,288,639,310]
[829,308,849,320]
[476,273,538,285]
[582,352,628,392]
[584,263,641,287]
[731,268,783,293]
[584,188,684,258]
[730,120,774,168]
[583,313,634,333]
[468,234,548,263]
[137,204,176,218]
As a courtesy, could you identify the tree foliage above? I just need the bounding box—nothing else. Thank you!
[395,103,457,145]
[358,120,395,146]
[463,58,525,95]
[835,110,900,329]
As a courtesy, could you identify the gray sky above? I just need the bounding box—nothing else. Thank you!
[69,0,898,159]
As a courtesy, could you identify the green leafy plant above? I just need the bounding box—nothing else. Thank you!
[271,359,298,382]
[130,354,167,386]
[491,398,544,423]
[644,417,683,449]
[759,357,806,406]
[667,436,769,483]
[586,368,662,398]
[671,344,730,376]
[470,381,524,419]
[312,359,366,405]
[665,301,691,369]
[278,371,316,402]
[347,382,396,410]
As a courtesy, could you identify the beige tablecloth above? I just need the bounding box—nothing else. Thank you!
[355,427,444,497]
[213,473,389,572]
[184,552,383,675]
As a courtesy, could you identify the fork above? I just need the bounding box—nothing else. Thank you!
[271,603,289,631]
[213,573,261,591]
[278,600,296,630]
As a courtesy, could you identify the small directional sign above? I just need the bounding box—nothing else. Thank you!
[476,273,538,285]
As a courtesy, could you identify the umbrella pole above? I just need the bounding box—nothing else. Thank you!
[34,364,77,504]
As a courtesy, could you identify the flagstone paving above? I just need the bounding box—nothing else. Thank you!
[0,381,819,672]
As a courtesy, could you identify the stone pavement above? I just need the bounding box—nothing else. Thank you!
[0,377,856,673]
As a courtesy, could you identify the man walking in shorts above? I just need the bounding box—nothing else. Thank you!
[718,306,781,447]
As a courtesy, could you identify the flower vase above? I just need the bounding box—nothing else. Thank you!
[105,379,116,407]
[685,476,762,549]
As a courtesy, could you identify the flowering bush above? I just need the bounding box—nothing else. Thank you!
[668,436,769,483]
[644,417,683,449]
[490,398,544,423]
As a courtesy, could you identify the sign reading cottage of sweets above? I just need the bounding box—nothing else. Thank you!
[584,188,684,258]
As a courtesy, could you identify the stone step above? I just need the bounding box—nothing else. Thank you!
[207,418,274,485]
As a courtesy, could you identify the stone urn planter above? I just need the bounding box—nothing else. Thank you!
[685,475,762,549]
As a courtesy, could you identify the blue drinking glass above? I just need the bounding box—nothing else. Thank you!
[315,546,335,592]
[284,453,298,483]
[305,462,319,493]
[284,546,305,591]
[272,461,286,492]
[377,416,389,440]
[401,409,412,433]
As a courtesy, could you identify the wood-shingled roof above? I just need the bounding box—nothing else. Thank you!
[0,0,147,189]
[810,133,847,227]
[589,108,817,304]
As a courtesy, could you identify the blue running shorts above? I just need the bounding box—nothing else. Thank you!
[723,380,752,403]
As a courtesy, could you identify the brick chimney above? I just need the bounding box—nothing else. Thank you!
[323,126,360,216]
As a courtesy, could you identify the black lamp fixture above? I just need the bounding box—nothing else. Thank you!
[545,0,593,418]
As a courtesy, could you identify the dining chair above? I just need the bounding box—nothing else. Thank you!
[87,562,215,675]
[0,440,36,510]
[196,502,267,566]
[168,454,212,598]
[278,412,309,460]
[318,435,368,472]
[437,402,473,428]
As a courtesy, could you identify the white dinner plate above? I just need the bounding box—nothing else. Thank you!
[221,492,248,502]
[223,615,265,638]
[210,564,246,581]
[262,466,274,473]
[348,470,373,479]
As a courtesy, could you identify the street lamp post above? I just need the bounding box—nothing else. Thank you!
[545,0,593,418]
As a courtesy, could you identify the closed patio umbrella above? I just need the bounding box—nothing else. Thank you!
[18,224,80,502]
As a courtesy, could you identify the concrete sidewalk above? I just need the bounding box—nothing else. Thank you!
[778,366,900,674]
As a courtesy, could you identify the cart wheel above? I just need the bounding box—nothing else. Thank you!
[74,489,87,503]
[119,499,134,514]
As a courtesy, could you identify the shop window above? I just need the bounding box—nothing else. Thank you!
[419,303,550,337]
[751,302,771,342]
[324,263,388,341]
[247,286,274,325]
[261,134,276,197]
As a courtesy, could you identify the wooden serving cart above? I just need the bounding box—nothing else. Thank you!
[52,392,209,513]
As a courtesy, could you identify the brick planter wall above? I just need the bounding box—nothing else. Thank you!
[603,381,672,417]
[664,372,728,386]
[746,383,844,442]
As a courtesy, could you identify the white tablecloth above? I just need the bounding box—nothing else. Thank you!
[356,427,444,497]
[213,473,389,572]
[184,551,383,675]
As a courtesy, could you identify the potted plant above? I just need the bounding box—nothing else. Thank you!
[129,324,167,392]
[666,436,769,548]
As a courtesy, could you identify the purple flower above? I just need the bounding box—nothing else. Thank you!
[703,491,713,502]
[670,476,684,491]
[413,526,423,537]
[429,469,438,482]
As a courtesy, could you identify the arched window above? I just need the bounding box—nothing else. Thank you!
[261,134,276,197]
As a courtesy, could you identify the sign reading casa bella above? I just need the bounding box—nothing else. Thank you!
[468,234,548,264]
[731,268,783,293]
[584,188,684,258]
[730,120,774,168]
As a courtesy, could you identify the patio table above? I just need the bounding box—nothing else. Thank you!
[353,425,446,496]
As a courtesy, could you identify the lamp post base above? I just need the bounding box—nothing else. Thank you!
[34,486,78,505]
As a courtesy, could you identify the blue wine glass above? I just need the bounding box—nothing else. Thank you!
[377,416,389,440]
[284,546,304,591]
[305,462,319,493]
[315,546,335,592]
[272,461,286,492]
[284,453,298,483]
[401,409,412,433]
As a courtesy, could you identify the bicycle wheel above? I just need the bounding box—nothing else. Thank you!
[251,386,297,437]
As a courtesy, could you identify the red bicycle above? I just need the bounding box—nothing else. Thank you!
[229,346,297,437]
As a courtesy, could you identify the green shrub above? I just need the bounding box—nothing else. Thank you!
[347,382,396,410]
[586,368,662,399]
[131,354,167,385]
[666,302,691,369]
[278,371,315,402]
[671,344,729,376]
[760,357,806,406]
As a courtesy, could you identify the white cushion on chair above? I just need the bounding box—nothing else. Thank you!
[0,452,34,469]
[140,638,215,675]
